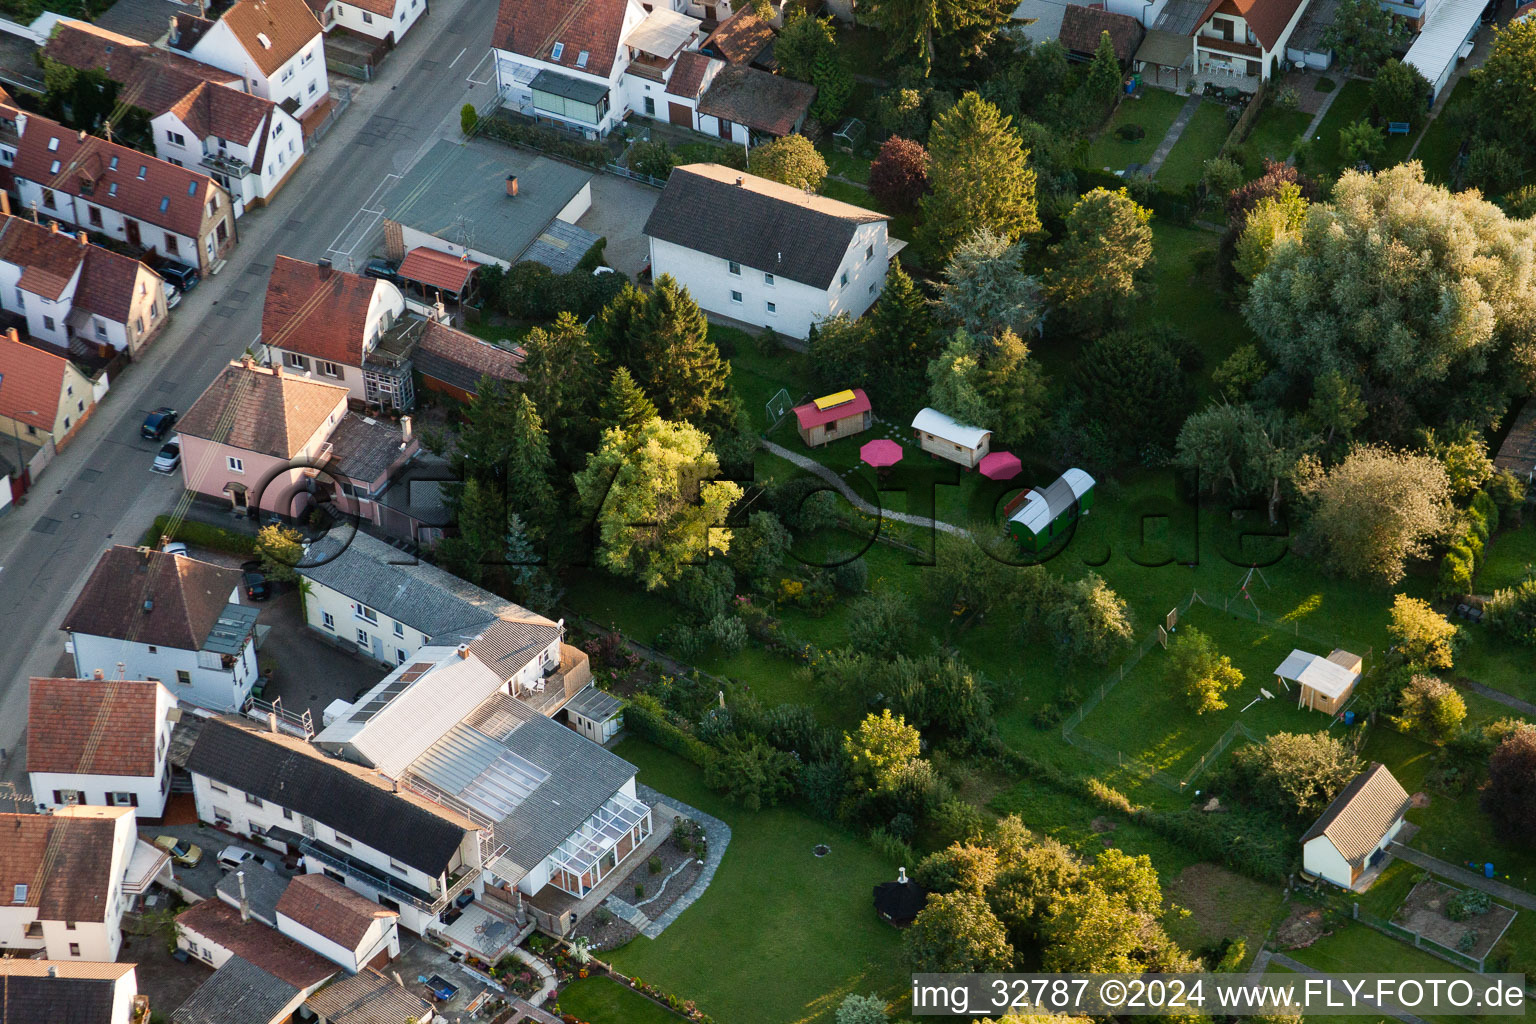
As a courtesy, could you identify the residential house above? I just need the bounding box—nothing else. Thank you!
[28,675,178,818]
[309,0,428,44]
[0,327,97,453]
[492,0,703,137]
[1189,0,1311,82]
[1301,763,1410,890]
[410,318,524,403]
[174,900,336,1020]
[380,138,596,274]
[175,357,348,517]
[1059,4,1145,62]
[61,545,260,712]
[295,529,567,674]
[167,0,331,128]
[1403,0,1486,99]
[260,255,411,409]
[12,114,236,272]
[0,213,169,359]
[185,715,487,936]
[304,968,433,1024]
[0,960,145,1024]
[0,806,169,961]
[1493,400,1536,483]
[688,63,815,145]
[322,408,421,525]
[644,163,893,338]
[700,7,777,68]
[275,873,401,971]
[44,21,306,212]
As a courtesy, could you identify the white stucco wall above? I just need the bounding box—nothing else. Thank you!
[301,577,429,666]
[70,630,255,713]
[329,0,426,41]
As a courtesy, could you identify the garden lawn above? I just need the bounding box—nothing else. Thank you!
[1240,107,1312,176]
[1084,89,1189,172]
[1414,78,1474,185]
[458,318,532,347]
[556,975,685,1023]
[819,144,872,185]
[1146,222,1248,392]
[1475,520,1536,592]
[1155,101,1229,188]
[1361,728,1536,898]
[605,741,908,1024]
[1162,863,1285,963]
[1300,79,1413,180]
[1073,604,1357,778]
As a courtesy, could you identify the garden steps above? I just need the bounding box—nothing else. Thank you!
[603,895,653,931]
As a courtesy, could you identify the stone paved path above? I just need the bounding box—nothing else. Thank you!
[1455,677,1536,718]
[1266,953,1432,1024]
[760,440,971,537]
[1146,92,1206,176]
[634,783,732,939]
[1288,84,1343,166]
[602,895,651,931]
[1388,843,1536,912]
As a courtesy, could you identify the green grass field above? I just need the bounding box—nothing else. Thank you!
[604,741,908,1024]
[1084,89,1189,172]
[555,975,686,1023]
[1414,78,1474,185]
[1075,605,1356,777]
[1476,520,1536,592]
[1145,222,1250,392]
[1240,107,1312,176]
[1156,101,1229,188]
[1300,79,1415,180]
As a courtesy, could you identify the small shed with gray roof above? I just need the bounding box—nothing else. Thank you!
[566,685,623,743]
[1005,468,1095,551]
[171,955,306,1024]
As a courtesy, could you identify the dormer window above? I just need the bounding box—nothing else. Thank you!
[12,884,25,903]
[49,159,59,174]
[576,50,589,68]
[108,183,117,196]
[551,41,565,60]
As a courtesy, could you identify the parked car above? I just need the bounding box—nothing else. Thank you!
[152,439,181,473]
[240,561,270,602]
[153,258,200,293]
[141,407,178,440]
[215,846,275,873]
[162,541,189,557]
[362,257,399,284]
[163,281,181,310]
[154,835,203,867]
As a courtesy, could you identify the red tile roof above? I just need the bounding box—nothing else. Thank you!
[0,216,86,297]
[78,244,156,325]
[1060,4,1144,61]
[397,247,479,293]
[217,0,324,78]
[262,255,381,365]
[276,874,396,950]
[169,80,275,148]
[793,389,871,430]
[61,546,241,651]
[703,7,774,65]
[413,320,526,395]
[44,20,244,93]
[493,0,632,79]
[178,359,346,459]
[27,677,165,777]
[13,114,223,239]
[0,330,70,430]
[666,49,713,98]
[177,899,337,988]
[0,809,124,923]
[1191,0,1305,51]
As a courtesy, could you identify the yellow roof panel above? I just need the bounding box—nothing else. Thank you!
[814,390,856,410]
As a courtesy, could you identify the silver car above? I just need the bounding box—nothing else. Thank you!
[152,438,181,473]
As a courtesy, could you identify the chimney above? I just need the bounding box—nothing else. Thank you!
[267,711,278,733]
[898,867,908,884]
[77,129,86,142]
[505,174,518,198]
[735,176,743,186]
[46,966,57,978]
[241,355,255,369]
[48,220,58,234]
[116,661,126,680]
[272,362,283,377]
[236,870,250,923]
[93,669,104,680]
[77,230,88,247]
[456,644,469,659]
[400,415,413,444]
[317,257,332,277]
[168,15,178,45]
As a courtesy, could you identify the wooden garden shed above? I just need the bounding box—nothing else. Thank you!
[911,407,991,468]
[792,389,872,447]
[1004,468,1096,551]
[1276,648,1363,714]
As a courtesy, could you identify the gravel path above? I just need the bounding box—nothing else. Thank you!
[759,439,971,536]
[634,783,731,939]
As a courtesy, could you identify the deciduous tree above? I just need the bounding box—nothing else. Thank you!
[869,136,930,212]
[1387,594,1459,670]
[747,133,828,191]
[1393,673,1467,744]
[904,891,1015,973]
[254,524,303,583]
[1044,187,1153,336]
[1471,19,1536,162]
[1371,59,1432,130]
[1223,731,1362,821]
[920,93,1040,261]
[573,418,742,589]
[1482,728,1536,844]
[1166,626,1244,715]
[844,709,921,792]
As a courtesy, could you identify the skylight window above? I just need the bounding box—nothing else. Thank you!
[47,138,58,152]
[576,50,589,68]
[137,166,147,180]
[109,156,118,170]
[108,183,117,197]
[49,160,59,174]
[187,181,196,196]
[551,41,565,60]
[11,884,26,903]
[159,197,169,212]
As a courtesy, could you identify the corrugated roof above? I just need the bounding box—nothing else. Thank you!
[304,968,433,1024]
[1301,763,1410,864]
[566,685,622,722]
[1273,648,1360,699]
[1008,468,1094,536]
[1404,0,1484,93]
[911,407,990,449]
[170,954,305,1024]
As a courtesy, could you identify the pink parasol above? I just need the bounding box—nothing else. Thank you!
[860,439,904,469]
[979,451,1023,481]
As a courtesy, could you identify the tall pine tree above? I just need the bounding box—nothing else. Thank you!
[920,93,1040,261]
[867,262,936,414]
[601,366,659,432]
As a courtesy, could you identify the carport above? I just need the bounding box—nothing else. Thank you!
[1136,30,1193,89]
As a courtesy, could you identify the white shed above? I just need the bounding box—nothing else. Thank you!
[911,407,991,468]
[1275,648,1363,715]
[1301,763,1410,890]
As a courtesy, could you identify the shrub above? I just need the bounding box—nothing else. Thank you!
[703,735,799,810]
[707,613,748,655]
[648,855,663,874]
[1446,889,1492,921]
[1486,579,1536,645]
[460,103,478,136]
[479,116,609,167]
[747,134,827,191]
[140,515,256,555]
[929,798,988,848]
[836,992,890,1024]
[1392,674,1466,745]
[847,590,919,658]
[831,554,869,594]
[627,139,675,180]
[1387,593,1459,670]
[1457,930,1478,952]
[624,694,715,766]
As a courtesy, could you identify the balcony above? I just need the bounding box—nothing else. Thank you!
[1195,33,1262,58]
[299,837,457,914]
[624,53,670,83]
[513,644,591,716]
[200,151,252,177]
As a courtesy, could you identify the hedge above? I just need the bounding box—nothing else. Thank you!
[479,117,611,169]
[138,516,256,556]
[624,693,716,768]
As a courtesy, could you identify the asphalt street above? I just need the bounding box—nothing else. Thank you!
[0,0,503,796]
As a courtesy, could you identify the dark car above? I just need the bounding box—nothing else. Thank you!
[141,407,178,440]
[153,258,201,293]
[240,561,270,601]
[362,257,400,284]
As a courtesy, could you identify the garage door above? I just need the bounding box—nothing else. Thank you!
[668,102,692,127]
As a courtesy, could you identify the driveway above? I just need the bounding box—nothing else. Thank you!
[393,935,500,1018]
[138,823,297,901]
[577,173,661,279]
[254,589,390,730]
